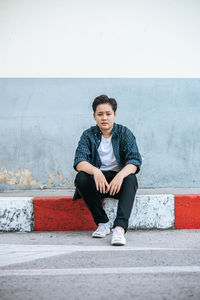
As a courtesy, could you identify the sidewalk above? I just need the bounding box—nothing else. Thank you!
[1,230,200,300]
[0,188,200,232]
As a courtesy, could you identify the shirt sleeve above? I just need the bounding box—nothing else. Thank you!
[122,128,142,174]
[73,131,92,171]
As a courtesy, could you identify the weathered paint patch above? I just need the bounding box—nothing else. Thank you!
[104,195,174,229]
[0,167,73,189]
[0,167,40,187]
[0,197,34,231]
[42,172,73,189]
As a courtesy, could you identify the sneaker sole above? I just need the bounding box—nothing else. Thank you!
[92,232,110,238]
[111,240,126,246]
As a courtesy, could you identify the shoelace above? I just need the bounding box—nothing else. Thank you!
[112,228,124,238]
[96,223,108,233]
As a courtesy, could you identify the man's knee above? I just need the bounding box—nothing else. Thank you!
[123,173,138,189]
[75,171,91,188]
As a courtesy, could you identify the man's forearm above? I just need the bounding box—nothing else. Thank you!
[76,161,98,175]
[118,164,137,178]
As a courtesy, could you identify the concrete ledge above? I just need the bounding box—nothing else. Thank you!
[0,197,34,232]
[1,188,200,197]
[33,195,174,231]
[104,195,174,229]
[0,194,200,231]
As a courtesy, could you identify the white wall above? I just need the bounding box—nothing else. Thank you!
[0,0,200,77]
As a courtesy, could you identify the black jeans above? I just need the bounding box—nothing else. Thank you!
[74,170,138,232]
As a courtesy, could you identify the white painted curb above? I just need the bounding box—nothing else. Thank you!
[0,197,34,232]
[104,195,174,229]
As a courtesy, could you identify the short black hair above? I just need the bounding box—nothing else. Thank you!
[92,95,117,113]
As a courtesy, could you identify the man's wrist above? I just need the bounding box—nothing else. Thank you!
[92,167,101,175]
[117,170,125,179]
[118,164,136,178]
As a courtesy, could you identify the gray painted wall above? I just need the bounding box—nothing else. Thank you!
[0,78,200,191]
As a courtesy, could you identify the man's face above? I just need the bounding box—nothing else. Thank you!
[93,103,116,133]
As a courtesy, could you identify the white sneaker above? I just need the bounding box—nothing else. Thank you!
[111,227,126,246]
[92,222,110,238]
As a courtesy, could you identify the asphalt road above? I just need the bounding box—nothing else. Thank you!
[0,229,200,300]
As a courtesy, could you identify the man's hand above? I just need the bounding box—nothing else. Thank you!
[109,172,124,196]
[93,168,110,194]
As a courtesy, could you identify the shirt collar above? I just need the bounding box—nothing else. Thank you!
[94,122,118,136]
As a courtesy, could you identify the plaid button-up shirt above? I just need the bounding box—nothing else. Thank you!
[73,122,142,200]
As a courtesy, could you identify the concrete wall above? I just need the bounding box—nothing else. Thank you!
[0,78,200,190]
[1,1,200,190]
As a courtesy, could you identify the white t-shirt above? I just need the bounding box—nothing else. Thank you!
[97,136,120,172]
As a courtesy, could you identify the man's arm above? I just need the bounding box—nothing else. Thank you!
[122,128,142,174]
[76,161,98,175]
[73,131,92,171]
[109,128,141,196]
[117,163,137,178]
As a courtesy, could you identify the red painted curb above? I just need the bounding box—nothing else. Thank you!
[175,195,200,229]
[33,196,97,231]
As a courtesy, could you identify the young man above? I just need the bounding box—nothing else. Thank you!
[73,95,142,246]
